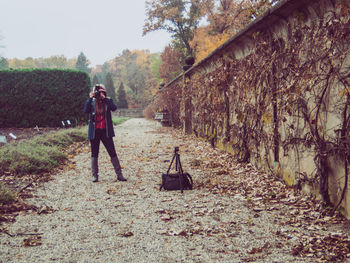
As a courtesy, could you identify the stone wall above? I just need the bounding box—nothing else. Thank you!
[147,0,350,216]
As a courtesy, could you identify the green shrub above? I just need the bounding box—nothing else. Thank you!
[0,69,90,128]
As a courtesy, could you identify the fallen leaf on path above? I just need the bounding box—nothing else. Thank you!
[22,236,42,247]
[161,214,173,221]
[161,198,173,202]
[106,188,116,195]
[118,231,134,237]
[36,205,55,215]
[247,242,270,254]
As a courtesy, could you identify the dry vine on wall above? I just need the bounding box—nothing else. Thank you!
[144,82,182,127]
[146,0,350,211]
[183,1,350,209]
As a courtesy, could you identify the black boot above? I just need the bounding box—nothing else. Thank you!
[91,157,98,182]
[111,156,127,181]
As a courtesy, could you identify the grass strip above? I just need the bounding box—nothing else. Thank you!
[0,118,130,204]
[113,117,130,126]
[0,126,87,176]
[0,118,130,176]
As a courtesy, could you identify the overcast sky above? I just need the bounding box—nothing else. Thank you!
[0,0,172,66]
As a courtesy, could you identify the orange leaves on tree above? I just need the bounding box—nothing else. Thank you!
[191,0,279,62]
[159,45,183,83]
[191,27,231,62]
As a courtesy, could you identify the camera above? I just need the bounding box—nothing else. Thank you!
[94,84,101,99]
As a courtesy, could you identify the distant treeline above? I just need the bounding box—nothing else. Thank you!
[94,49,162,109]
[4,56,77,69]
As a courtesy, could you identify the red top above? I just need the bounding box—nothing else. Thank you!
[95,113,106,129]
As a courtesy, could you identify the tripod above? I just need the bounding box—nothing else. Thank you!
[160,146,193,193]
[166,147,184,192]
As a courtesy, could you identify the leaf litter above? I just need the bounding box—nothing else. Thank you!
[1,119,350,262]
[167,129,350,262]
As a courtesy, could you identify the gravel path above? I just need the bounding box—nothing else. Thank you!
[1,118,350,263]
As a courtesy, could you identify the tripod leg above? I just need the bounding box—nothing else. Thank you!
[177,154,183,174]
[175,153,184,193]
[167,154,176,174]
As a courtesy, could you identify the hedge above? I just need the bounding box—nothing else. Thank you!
[0,69,90,127]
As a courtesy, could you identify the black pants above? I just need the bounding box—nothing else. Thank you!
[90,129,117,158]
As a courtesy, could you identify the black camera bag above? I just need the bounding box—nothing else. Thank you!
[160,172,193,191]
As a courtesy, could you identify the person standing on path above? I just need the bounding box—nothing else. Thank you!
[83,84,127,182]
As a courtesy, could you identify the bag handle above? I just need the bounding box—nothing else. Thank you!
[185,173,193,189]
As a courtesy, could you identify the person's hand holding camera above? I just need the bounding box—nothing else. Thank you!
[89,86,97,99]
[89,90,95,99]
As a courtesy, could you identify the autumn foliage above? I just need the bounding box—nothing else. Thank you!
[159,45,182,83]
[190,0,276,62]
[144,0,280,81]
[190,27,231,62]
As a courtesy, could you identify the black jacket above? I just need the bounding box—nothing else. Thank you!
[83,98,117,140]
